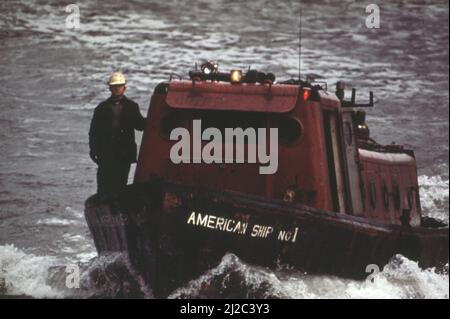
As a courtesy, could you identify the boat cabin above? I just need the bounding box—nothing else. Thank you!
[134,66,421,227]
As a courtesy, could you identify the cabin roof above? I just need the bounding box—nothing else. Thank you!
[166,80,299,113]
[358,149,415,165]
[317,90,341,108]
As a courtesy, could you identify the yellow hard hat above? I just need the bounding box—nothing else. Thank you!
[108,72,126,86]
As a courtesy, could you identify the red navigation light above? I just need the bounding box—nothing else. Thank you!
[303,88,311,101]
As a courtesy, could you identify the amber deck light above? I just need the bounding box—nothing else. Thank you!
[230,69,242,83]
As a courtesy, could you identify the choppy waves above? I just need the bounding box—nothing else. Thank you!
[170,253,448,299]
[0,245,62,298]
[419,175,449,223]
[0,0,448,299]
[0,245,447,299]
[0,245,151,299]
[0,175,448,299]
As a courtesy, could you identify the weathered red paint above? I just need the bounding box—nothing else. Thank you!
[85,75,448,297]
[358,149,421,226]
[166,80,299,112]
[135,81,337,212]
[135,80,423,222]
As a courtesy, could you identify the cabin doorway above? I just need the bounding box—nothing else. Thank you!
[323,110,347,213]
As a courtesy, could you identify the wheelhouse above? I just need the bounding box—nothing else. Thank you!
[135,67,421,226]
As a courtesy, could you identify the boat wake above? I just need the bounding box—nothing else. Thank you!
[1,244,447,299]
[0,244,62,298]
[0,174,447,299]
[169,253,448,299]
[0,245,152,299]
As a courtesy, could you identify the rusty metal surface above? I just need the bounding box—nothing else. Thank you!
[166,80,299,113]
[358,148,421,226]
[135,90,335,212]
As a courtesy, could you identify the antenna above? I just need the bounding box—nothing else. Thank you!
[298,5,302,83]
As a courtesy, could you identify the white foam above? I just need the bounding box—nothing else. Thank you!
[23,118,51,124]
[62,233,85,242]
[419,174,449,223]
[283,256,448,299]
[342,256,449,299]
[75,252,97,263]
[36,218,78,226]
[65,206,84,219]
[169,253,449,299]
[0,244,63,298]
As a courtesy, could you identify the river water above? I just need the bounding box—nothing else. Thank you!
[0,0,448,298]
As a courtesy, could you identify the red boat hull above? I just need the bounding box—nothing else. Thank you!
[85,180,449,297]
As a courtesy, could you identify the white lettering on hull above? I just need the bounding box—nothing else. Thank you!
[187,211,249,235]
[187,211,299,242]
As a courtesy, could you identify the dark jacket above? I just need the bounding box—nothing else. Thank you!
[89,95,145,163]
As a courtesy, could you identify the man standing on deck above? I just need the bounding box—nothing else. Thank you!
[89,72,146,196]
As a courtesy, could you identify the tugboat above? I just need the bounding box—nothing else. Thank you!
[85,62,449,297]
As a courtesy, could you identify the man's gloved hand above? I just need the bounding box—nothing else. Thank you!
[90,151,99,164]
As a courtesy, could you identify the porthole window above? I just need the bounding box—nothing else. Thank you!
[369,181,377,209]
[279,117,303,145]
